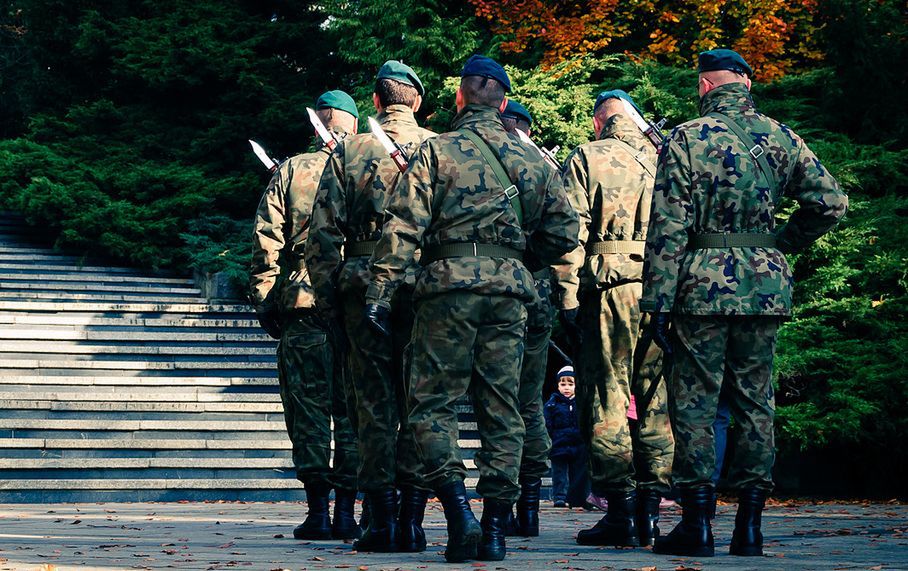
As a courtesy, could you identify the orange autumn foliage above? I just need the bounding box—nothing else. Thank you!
[469,0,824,80]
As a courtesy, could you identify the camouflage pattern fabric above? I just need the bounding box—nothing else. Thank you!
[557,113,673,494]
[366,105,579,500]
[365,105,580,308]
[640,82,848,316]
[305,105,435,492]
[250,135,358,490]
[277,313,358,490]
[518,273,555,482]
[669,315,779,491]
[407,291,528,502]
[578,284,673,494]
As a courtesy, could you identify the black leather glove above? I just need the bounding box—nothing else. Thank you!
[255,307,282,340]
[650,312,673,356]
[364,303,391,336]
[559,308,583,350]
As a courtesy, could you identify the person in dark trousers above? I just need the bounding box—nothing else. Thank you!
[544,366,590,507]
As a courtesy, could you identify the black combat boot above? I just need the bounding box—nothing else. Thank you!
[576,490,640,546]
[398,487,429,552]
[436,480,482,563]
[514,478,541,537]
[294,481,332,540]
[331,488,361,540]
[636,489,662,547]
[653,485,715,557]
[478,498,512,561]
[354,488,399,552]
[729,488,767,556]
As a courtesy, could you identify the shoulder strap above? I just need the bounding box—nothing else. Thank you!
[709,112,778,190]
[459,129,523,225]
[614,139,656,179]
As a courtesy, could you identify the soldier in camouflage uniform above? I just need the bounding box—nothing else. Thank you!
[306,61,435,554]
[500,100,554,538]
[555,90,674,548]
[641,50,847,557]
[363,56,579,563]
[250,91,360,542]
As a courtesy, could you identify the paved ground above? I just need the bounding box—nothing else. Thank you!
[0,500,904,570]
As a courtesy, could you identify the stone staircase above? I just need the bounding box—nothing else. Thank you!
[0,212,483,502]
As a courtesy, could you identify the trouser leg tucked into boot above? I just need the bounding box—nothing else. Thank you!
[354,488,399,552]
[730,488,766,556]
[576,490,639,546]
[331,488,361,540]
[359,495,371,531]
[636,489,662,547]
[514,478,541,537]
[436,480,482,563]
[478,498,512,561]
[653,486,714,557]
[398,487,429,553]
[294,481,332,540]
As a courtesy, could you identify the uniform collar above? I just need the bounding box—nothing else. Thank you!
[598,113,650,154]
[376,104,418,127]
[451,104,505,131]
[699,82,756,117]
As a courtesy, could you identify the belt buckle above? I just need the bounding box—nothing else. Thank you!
[504,185,519,200]
[749,145,764,159]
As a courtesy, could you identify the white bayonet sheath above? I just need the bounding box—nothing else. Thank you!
[515,129,561,169]
[369,117,409,173]
[249,139,278,172]
[620,99,664,147]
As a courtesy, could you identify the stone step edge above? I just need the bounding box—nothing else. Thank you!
[0,301,251,313]
[0,376,276,386]
[0,438,483,450]
[0,400,283,413]
[0,479,303,490]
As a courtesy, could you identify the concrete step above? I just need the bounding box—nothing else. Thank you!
[0,262,179,277]
[0,342,275,356]
[0,478,301,490]
[0,301,251,313]
[0,458,292,469]
[0,359,275,373]
[0,291,205,303]
[0,246,59,255]
[0,328,274,343]
[0,272,195,286]
[0,253,100,263]
[0,391,279,403]
[0,399,283,413]
[0,315,259,328]
[0,376,276,387]
[0,418,287,431]
[0,281,202,294]
[0,438,291,450]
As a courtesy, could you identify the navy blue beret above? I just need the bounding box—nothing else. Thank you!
[502,100,532,125]
[461,55,511,92]
[594,89,642,116]
[698,49,753,76]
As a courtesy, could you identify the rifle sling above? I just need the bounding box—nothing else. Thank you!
[708,112,778,190]
[459,129,523,225]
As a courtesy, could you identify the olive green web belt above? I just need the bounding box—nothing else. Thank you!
[586,240,645,255]
[344,240,379,258]
[420,243,524,265]
[688,233,777,248]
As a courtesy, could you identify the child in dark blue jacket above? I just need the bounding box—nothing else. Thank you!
[544,366,590,507]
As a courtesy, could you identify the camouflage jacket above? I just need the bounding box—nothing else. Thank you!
[640,83,848,316]
[365,105,580,307]
[305,105,435,312]
[250,137,338,314]
[555,113,657,310]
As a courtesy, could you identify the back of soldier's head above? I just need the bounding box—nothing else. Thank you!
[375,79,420,108]
[315,90,359,134]
[460,75,506,108]
[593,98,623,124]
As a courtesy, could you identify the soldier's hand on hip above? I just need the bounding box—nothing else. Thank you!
[650,312,673,356]
[255,307,282,340]
[559,308,583,350]
[364,303,392,336]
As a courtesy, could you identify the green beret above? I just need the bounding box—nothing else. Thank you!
[315,90,359,119]
[594,89,642,116]
[376,60,425,96]
[698,48,753,76]
[502,100,532,125]
[461,55,511,92]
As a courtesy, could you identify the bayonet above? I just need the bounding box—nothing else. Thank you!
[368,117,410,173]
[620,99,666,148]
[307,107,338,152]
[515,129,561,169]
[249,139,279,173]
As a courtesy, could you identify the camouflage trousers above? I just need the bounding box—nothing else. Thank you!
[342,284,425,492]
[578,283,674,495]
[277,311,358,490]
[670,315,779,491]
[408,291,527,503]
[518,275,554,482]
